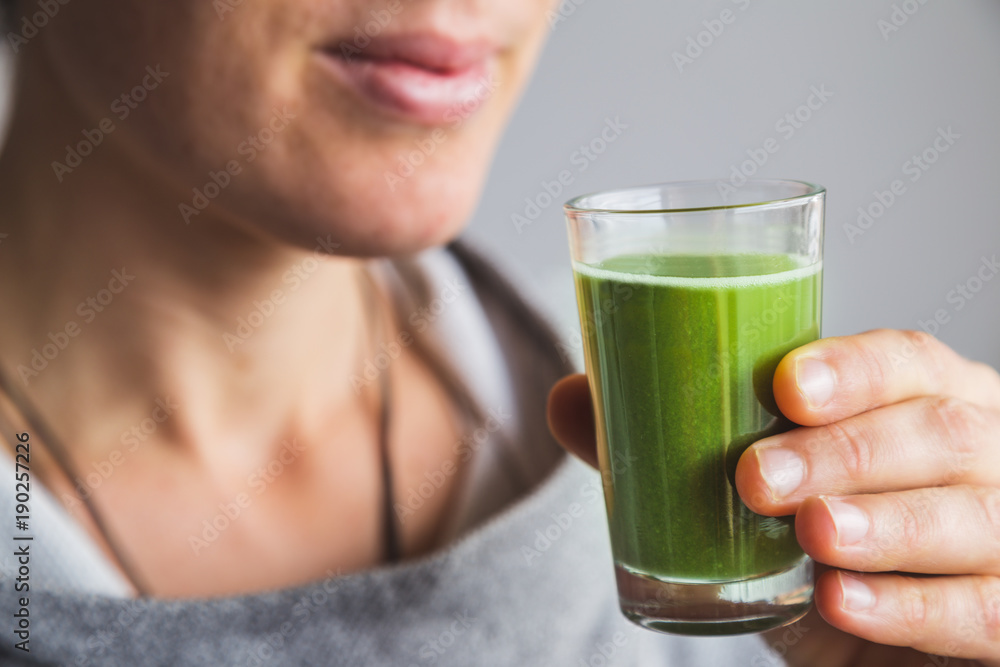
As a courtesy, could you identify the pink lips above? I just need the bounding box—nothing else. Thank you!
[318,34,499,126]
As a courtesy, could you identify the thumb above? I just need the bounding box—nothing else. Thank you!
[546,374,599,469]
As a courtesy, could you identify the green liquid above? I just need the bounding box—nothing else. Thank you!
[575,253,822,582]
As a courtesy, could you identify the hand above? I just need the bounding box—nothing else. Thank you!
[548,329,1000,666]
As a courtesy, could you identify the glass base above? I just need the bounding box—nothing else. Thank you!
[615,557,813,636]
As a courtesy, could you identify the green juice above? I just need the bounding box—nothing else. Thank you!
[575,253,822,582]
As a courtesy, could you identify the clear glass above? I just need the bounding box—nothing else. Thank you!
[564,179,825,635]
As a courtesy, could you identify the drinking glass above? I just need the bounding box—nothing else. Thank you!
[565,179,825,635]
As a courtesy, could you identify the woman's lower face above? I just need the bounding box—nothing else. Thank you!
[22,0,556,255]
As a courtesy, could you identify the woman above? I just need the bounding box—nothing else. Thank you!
[0,0,997,664]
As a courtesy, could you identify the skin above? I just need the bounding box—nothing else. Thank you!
[0,0,554,597]
[548,328,1000,665]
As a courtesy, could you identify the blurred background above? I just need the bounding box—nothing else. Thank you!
[466,0,1000,369]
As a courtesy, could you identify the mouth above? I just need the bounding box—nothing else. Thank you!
[316,33,500,126]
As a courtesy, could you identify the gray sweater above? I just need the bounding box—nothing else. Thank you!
[0,243,786,666]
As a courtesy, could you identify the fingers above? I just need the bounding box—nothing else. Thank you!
[773,329,1000,427]
[815,569,1000,662]
[546,374,599,469]
[736,396,1000,515]
[795,486,1000,576]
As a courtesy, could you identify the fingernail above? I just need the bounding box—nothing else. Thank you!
[757,447,804,499]
[824,498,869,546]
[840,574,876,611]
[796,357,835,409]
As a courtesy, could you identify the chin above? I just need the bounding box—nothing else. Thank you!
[342,195,479,258]
[230,180,480,259]
[303,159,489,257]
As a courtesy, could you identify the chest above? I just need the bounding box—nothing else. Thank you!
[44,350,467,598]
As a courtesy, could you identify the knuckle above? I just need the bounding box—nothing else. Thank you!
[926,397,983,481]
[878,494,934,560]
[885,329,948,392]
[902,329,951,370]
[970,487,1000,551]
[900,577,935,633]
[899,328,937,352]
[850,331,895,401]
[904,329,949,390]
[800,425,835,455]
[974,578,1000,642]
[824,420,878,483]
[901,328,940,354]
[897,496,929,551]
[972,360,1000,405]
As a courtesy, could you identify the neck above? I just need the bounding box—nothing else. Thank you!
[0,51,369,470]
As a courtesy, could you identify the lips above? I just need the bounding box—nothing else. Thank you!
[317,33,499,126]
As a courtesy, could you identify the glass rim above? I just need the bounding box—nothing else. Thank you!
[563,179,826,215]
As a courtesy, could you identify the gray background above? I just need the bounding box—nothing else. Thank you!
[468,0,1000,370]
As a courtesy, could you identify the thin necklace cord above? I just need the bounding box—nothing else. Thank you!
[0,362,154,597]
[358,264,402,564]
[0,265,404,591]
